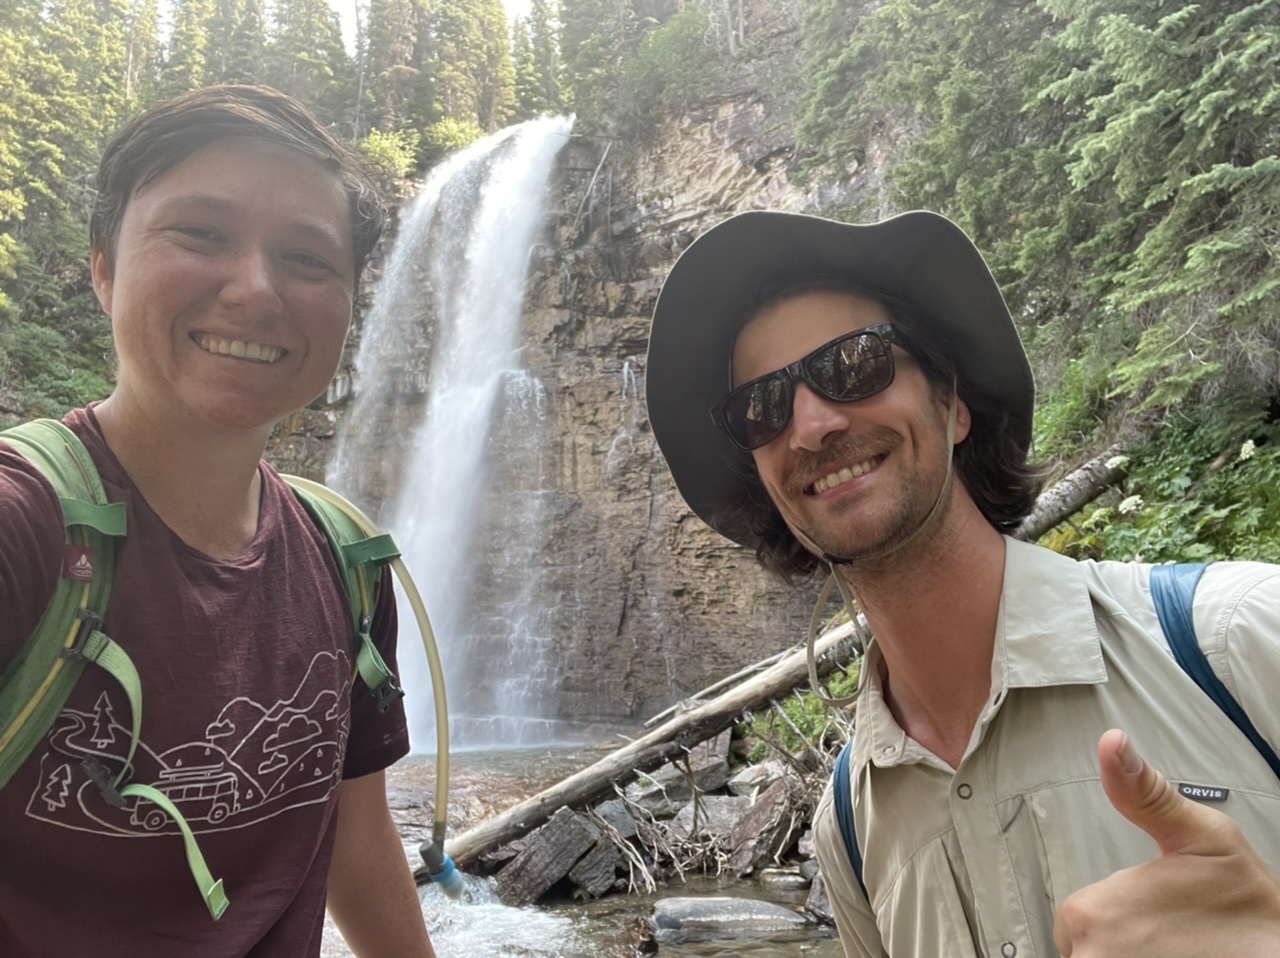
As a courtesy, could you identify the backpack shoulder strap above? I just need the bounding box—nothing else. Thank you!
[283,477,404,712]
[0,419,132,789]
[832,738,869,900]
[1150,562,1280,779]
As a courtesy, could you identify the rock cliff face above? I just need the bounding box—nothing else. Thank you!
[270,5,886,725]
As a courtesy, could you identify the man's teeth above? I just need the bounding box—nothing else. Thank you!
[813,458,878,494]
[195,334,284,363]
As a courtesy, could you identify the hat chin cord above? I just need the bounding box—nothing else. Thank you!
[801,384,959,708]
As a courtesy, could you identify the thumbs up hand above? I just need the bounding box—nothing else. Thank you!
[1052,729,1280,957]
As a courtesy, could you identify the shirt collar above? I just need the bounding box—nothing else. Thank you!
[853,538,1108,770]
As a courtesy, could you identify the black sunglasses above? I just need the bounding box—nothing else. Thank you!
[710,323,902,451]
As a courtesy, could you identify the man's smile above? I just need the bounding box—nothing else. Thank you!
[807,453,887,495]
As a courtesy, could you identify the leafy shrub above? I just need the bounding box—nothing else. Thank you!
[358,129,421,181]
[1058,400,1280,565]
[419,117,485,167]
[737,662,861,763]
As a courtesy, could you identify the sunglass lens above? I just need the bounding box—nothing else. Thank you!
[727,375,791,449]
[810,332,893,402]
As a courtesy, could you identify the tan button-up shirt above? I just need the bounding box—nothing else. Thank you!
[813,537,1280,958]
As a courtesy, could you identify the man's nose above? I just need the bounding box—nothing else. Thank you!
[221,248,284,314]
[788,382,851,451]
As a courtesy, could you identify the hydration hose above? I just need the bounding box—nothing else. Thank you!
[282,476,464,899]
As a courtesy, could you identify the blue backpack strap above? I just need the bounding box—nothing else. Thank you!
[1150,562,1280,779]
[832,739,868,899]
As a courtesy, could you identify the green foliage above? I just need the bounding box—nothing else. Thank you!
[358,128,420,179]
[512,0,565,120]
[429,0,516,132]
[737,663,861,762]
[0,315,113,419]
[419,116,484,165]
[1056,401,1280,565]
[617,7,717,137]
[798,0,1280,453]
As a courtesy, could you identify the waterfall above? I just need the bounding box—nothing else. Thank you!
[329,116,574,751]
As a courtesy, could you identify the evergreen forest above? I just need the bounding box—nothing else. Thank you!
[1,0,1278,562]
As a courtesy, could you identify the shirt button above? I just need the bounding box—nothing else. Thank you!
[1001,942,1017,957]
[882,745,897,756]
[957,783,973,799]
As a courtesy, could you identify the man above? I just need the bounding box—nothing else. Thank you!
[646,209,1280,957]
[0,87,435,957]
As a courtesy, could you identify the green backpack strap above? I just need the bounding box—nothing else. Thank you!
[284,478,404,713]
[0,419,132,786]
[0,418,228,920]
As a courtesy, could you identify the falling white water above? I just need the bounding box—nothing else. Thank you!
[329,116,574,751]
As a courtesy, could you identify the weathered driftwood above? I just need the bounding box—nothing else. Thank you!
[418,625,860,878]
[1014,444,1127,542]
[494,806,601,906]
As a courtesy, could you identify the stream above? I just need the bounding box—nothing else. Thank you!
[321,749,841,958]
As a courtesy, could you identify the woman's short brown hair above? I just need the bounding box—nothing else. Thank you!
[90,85,385,277]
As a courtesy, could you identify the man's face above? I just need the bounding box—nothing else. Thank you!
[732,290,969,563]
[91,137,356,435]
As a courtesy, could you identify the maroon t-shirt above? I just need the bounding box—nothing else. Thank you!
[0,407,410,956]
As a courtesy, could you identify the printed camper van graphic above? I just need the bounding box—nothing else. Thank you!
[23,650,353,836]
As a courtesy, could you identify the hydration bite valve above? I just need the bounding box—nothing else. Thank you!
[420,840,464,899]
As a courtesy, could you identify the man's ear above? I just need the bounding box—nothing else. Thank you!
[953,395,972,446]
[90,247,113,314]
[932,380,972,446]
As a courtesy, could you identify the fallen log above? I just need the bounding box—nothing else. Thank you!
[1014,444,1127,543]
[418,624,861,878]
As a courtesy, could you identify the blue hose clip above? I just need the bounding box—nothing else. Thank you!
[420,840,464,899]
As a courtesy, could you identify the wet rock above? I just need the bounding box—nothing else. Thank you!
[593,798,638,839]
[727,773,806,877]
[798,858,820,882]
[797,827,817,858]
[667,795,752,842]
[758,866,810,891]
[624,729,735,817]
[806,871,836,926]
[651,896,810,943]
[726,760,788,797]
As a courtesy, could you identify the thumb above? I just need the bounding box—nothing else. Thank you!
[1097,728,1225,857]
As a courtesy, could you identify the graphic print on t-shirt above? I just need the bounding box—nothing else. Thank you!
[22,649,352,836]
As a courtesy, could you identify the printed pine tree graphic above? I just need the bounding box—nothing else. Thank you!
[43,764,71,811]
[90,692,117,749]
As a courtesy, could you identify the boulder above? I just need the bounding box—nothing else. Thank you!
[651,896,811,943]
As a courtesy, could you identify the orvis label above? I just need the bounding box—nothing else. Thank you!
[1177,783,1229,802]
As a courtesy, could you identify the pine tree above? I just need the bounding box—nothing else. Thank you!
[123,0,162,109]
[264,0,355,131]
[526,0,564,115]
[163,0,215,96]
[364,0,427,131]
[429,0,515,132]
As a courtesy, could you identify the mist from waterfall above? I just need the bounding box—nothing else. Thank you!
[329,116,574,751]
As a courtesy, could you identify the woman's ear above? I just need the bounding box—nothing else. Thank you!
[91,247,113,314]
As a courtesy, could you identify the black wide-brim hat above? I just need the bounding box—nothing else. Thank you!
[645,209,1034,547]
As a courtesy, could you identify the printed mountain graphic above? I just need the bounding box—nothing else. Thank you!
[24,649,353,837]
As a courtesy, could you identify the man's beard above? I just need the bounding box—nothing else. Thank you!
[777,429,952,565]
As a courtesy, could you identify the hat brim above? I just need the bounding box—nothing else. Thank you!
[645,210,1033,547]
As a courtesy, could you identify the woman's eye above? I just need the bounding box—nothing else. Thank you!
[290,252,332,271]
[176,226,219,242]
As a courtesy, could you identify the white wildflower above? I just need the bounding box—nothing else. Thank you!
[1118,494,1144,515]
[1106,454,1130,470]
[1240,440,1256,461]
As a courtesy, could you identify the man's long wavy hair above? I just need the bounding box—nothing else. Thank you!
[714,278,1050,583]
